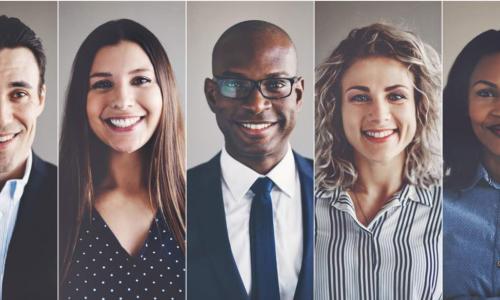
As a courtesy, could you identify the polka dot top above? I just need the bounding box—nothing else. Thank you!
[62,209,185,299]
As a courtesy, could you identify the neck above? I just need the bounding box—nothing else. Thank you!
[0,157,28,189]
[352,152,405,201]
[226,146,288,175]
[482,150,500,183]
[102,150,146,193]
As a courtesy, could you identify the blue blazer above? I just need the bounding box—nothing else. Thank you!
[3,154,57,299]
[187,151,313,300]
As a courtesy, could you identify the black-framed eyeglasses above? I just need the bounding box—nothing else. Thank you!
[213,76,300,100]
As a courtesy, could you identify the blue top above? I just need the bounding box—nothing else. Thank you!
[444,165,500,299]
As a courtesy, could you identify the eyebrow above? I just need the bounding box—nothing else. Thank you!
[218,71,291,79]
[89,68,153,79]
[472,80,497,89]
[9,81,33,89]
[345,84,410,93]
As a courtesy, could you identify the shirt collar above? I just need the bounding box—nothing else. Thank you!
[220,145,296,201]
[326,183,433,208]
[0,151,32,201]
[462,164,500,191]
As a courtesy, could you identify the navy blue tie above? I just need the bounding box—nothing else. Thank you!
[250,177,280,300]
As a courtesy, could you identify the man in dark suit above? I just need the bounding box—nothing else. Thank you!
[0,15,56,299]
[188,20,313,300]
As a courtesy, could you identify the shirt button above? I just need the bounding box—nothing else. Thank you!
[496,260,500,268]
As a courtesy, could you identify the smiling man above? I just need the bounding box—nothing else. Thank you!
[188,20,313,300]
[0,15,56,299]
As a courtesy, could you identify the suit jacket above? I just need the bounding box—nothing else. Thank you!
[3,154,57,300]
[188,151,313,300]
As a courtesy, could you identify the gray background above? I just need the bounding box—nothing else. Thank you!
[0,2,57,165]
[187,1,314,168]
[59,1,186,131]
[316,1,442,66]
[444,1,500,80]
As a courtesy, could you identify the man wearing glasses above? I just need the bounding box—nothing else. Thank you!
[188,20,313,300]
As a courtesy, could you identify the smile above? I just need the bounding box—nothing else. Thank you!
[362,129,397,142]
[487,124,500,137]
[240,122,274,130]
[105,116,144,131]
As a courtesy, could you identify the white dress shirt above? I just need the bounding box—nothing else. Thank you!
[0,152,32,298]
[220,146,303,300]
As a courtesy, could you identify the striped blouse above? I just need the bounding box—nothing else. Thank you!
[315,184,442,300]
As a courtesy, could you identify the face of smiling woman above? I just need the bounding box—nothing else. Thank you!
[468,53,500,160]
[86,40,162,154]
[341,56,417,165]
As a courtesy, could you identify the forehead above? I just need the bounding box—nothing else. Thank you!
[90,40,154,74]
[470,53,500,85]
[0,47,40,88]
[341,56,414,89]
[213,38,297,78]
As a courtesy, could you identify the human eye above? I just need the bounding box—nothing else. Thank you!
[388,93,407,102]
[223,79,245,88]
[90,80,113,90]
[131,76,152,86]
[476,88,496,98]
[350,94,370,102]
[264,78,288,91]
[10,90,29,101]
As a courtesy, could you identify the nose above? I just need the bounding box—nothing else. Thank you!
[243,87,271,114]
[368,97,391,123]
[110,83,134,110]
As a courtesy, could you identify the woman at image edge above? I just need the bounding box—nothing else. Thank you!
[59,19,185,299]
[443,30,500,299]
[315,23,442,299]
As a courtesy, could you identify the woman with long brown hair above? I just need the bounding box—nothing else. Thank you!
[59,19,185,299]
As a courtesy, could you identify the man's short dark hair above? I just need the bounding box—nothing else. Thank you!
[0,15,46,90]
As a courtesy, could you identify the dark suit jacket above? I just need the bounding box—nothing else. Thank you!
[188,151,313,300]
[3,154,57,300]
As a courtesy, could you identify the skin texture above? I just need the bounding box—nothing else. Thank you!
[0,48,45,186]
[205,29,304,174]
[340,56,417,225]
[87,40,162,154]
[87,41,162,256]
[468,53,500,181]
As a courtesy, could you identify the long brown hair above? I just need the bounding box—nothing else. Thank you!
[59,19,185,281]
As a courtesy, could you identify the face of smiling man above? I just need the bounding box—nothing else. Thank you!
[0,47,45,180]
[205,28,304,173]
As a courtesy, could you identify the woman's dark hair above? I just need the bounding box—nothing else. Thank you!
[60,19,185,281]
[443,29,500,188]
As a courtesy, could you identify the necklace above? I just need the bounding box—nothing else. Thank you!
[350,190,371,225]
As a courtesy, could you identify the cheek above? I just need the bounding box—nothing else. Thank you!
[468,101,487,127]
[341,103,359,140]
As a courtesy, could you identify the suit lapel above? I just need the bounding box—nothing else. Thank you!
[293,152,314,300]
[198,154,249,299]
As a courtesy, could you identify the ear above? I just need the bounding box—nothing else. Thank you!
[35,84,47,117]
[205,78,218,113]
[294,77,304,111]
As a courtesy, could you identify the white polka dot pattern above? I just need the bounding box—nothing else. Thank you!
[62,210,185,299]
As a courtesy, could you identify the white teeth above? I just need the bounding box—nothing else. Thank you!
[0,134,15,143]
[109,117,141,128]
[364,130,394,138]
[241,123,272,130]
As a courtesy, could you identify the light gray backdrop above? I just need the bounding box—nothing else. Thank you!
[187,1,314,168]
[0,2,57,165]
[316,1,442,66]
[444,1,500,80]
[59,1,186,132]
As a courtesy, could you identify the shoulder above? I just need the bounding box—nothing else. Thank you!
[292,150,313,173]
[30,153,57,186]
[413,184,442,207]
[187,153,221,181]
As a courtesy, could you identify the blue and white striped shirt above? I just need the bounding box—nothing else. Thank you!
[315,184,442,300]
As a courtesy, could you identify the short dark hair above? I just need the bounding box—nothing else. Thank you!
[443,29,500,189]
[0,15,46,91]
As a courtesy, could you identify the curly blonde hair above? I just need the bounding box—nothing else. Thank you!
[316,23,441,192]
